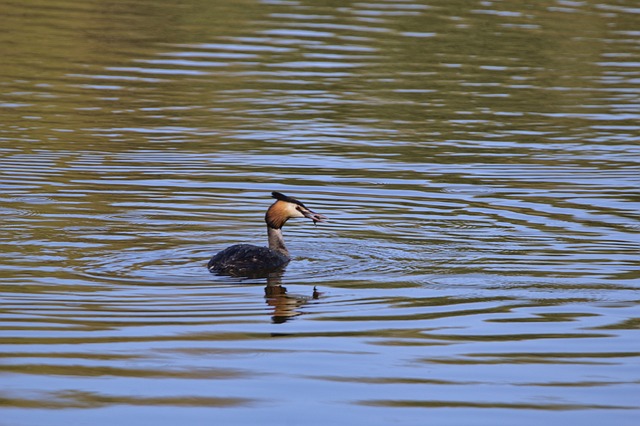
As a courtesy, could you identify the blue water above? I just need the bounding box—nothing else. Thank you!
[1,1,639,425]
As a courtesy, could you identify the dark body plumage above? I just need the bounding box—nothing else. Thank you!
[207,192,327,278]
[207,243,289,277]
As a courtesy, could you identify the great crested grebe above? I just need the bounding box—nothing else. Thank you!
[208,192,327,277]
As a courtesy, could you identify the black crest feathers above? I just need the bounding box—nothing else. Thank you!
[271,191,306,207]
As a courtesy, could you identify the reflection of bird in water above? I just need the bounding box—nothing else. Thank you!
[265,271,323,324]
[208,192,327,277]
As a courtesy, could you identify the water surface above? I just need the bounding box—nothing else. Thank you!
[1,1,639,425]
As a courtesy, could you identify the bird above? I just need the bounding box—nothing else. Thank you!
[208,191,327,277]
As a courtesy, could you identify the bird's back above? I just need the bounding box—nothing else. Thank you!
[208,244,290,277]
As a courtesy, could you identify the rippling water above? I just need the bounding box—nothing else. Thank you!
[1,0,639,425]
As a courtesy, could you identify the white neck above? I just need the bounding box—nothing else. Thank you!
[267,227,289,257]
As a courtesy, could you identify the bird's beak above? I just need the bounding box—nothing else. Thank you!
[302,209,327,225]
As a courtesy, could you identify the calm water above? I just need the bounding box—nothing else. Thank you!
[1,0,639,425]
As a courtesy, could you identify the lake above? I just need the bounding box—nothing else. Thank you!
[1,0,639,425]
